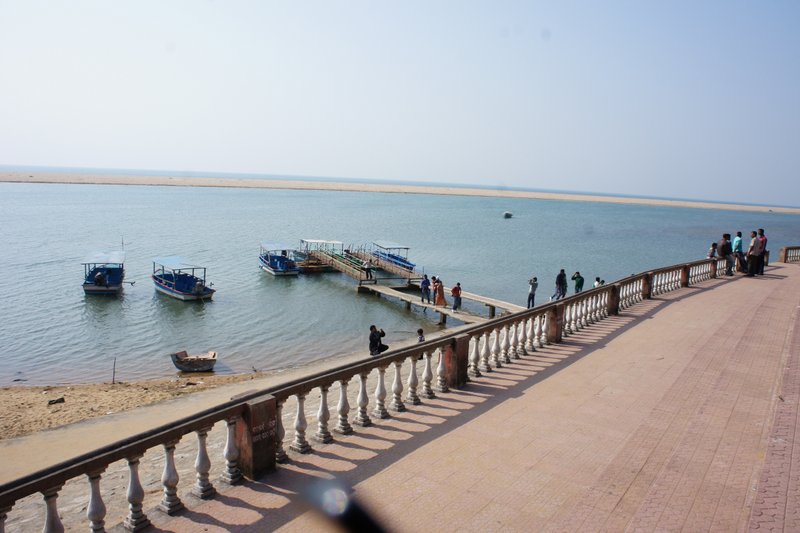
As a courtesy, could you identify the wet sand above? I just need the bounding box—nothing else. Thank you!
[3,171,798,214]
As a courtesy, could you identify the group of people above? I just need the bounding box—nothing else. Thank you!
[419,274,462,312]
[527,271,605,308]
[707,228,768,277]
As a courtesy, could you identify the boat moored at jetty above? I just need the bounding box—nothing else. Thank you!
[259,242,300,276]
[295,239,339,273]
[372,241,416,272]
[170,350,217,372]
[152,257,215,301]
[82,251,127,295]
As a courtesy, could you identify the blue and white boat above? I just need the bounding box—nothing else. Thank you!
[152,257,215,301]
[259,242,300,276]
[372,241,416,272]
[82,251,126,295]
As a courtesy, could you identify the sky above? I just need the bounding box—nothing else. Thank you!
[1,1,799,206]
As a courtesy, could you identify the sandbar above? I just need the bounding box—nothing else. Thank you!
[2,171,798,214]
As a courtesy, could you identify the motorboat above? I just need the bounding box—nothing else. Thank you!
[372,241,416,271]
[152,257,215,301]
[82,251,127,295]
[259,242,300,276]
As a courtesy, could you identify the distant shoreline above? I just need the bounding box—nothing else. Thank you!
[2,171,798,215]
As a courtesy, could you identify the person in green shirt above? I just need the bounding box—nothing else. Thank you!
[571,272,585,294]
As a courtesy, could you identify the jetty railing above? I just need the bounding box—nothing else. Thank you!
[0,254,786,532]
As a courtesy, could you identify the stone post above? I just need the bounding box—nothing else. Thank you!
[779,247,787,263]
[709,259,717,278]
[235,394,277,480]
[681,265,690,287]
[764,250,770,266]
[547,304,564,343]
[607,285,620,316]
[445,335,470,389]
[642,273,652,300]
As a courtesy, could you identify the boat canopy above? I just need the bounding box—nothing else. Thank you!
[300,239,344,246]
[153,256,206,271]
[373,241,410,251]
[82,251,126,265]
[260,242,295,251]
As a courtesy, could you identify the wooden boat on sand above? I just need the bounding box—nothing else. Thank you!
[170,350,217,372]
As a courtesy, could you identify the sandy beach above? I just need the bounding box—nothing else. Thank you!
[3,171,798,214]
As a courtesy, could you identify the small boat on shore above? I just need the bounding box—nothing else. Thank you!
[170,350,217,372]
[152,257,215,301]
[259,242,300,276]
[82,251,127,295]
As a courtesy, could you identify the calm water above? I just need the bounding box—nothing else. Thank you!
[1,182,798,385]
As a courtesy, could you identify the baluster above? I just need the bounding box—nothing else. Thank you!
[436,348,449,393]
[290,393,312,453]
[159,440,183,514]
[535,315,544,347]
[390,361,406,411]
[193,426,216,499]
[510,323,520,358]
[525,317,536,352]
[335,379,353,434]
[581,298,589,326]
[518,318,528,355]
[315,385,333,443]
[407,355,421,404]
[354,372,373,426]
[542,313,551,345]
[501,325,512,362]
[221,417,243,483]
[421,351,436,398]
[491,328,502,367]
[564,304,573,335]
[594,294,601,321]
[1,505,11,533]
[574,302,583,330]
[86,469,107,532]
[469,335,482,377]
[123,456,150,531]
[480,332,492,372]
[275,400,288,463]
[373,366,390,418]
[42,485,65,533]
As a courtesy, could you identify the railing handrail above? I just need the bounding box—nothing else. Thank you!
[0,255,745,509]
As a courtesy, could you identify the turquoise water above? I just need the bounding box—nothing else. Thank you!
[1,181,797,385]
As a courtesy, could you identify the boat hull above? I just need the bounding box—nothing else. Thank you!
[153,275,215,301]
[83,283,123,295]
[170,351,217,372]
[259,264,300,276]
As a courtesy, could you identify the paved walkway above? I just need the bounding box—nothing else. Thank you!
[123,263,799,532]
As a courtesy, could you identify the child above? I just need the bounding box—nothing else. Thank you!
[417,328,425,342]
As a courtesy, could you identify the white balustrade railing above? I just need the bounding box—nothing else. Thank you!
[2,253,767,532]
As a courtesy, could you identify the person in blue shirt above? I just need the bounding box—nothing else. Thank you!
[420,274,431,303]
[732,231,747,272]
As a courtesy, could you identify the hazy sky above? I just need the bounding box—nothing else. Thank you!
[1,1,798,206]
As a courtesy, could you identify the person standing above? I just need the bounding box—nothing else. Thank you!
[552,269,567,300]
[362,259,373,280]
[527,276,538,308]
[732,231,747,272]
[746,230,761,277]
[451,282,462,311]
[571,272,584,293]
[718,233,734,276]
[369,325,389,355]
[593,277,601,288]
[758,228,768,275]
[420,274,431,303]
[434,277,448,307]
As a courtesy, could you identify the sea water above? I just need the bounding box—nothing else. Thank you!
[1,181,797,385]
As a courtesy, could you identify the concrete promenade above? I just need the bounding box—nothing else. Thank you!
[135,263,800,532]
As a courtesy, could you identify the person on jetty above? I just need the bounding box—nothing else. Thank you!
[707,242,717,258]
[420,274,431,304]
[362,259,373,280]
[746,230,762,277]
[451,282,462,311]
[571,272,584,293]
[758,228,768,275]
[528,276,538,308]
[434,277,448,307]
[733,231,747,272]
[369,325,389,355]
[551,269,567,300]
[718,233,734,276]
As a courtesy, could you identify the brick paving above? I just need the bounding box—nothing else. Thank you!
[60,264,796,532]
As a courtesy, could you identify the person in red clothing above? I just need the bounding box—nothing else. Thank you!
[451,282,462,311]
